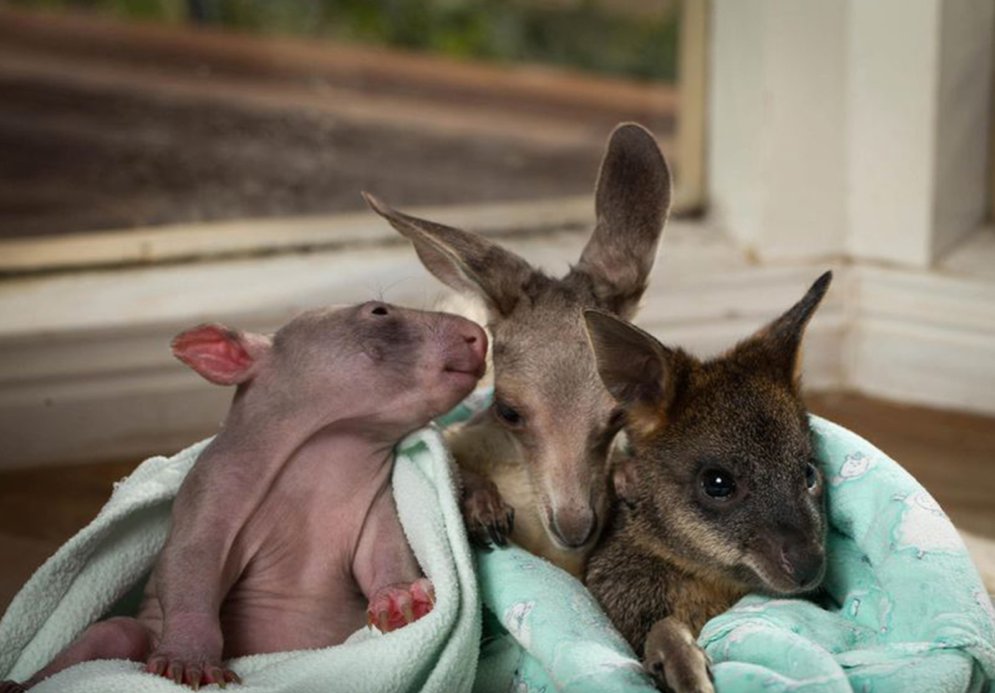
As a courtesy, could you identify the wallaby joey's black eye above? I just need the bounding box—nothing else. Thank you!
[701,468,736,500]
[494,400,523,428]
[371,305,389,316]
[805,462,819,490]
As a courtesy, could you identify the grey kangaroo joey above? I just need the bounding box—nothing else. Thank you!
[362,122,672,577]
[583,272,832,693]
[2,302,486,692]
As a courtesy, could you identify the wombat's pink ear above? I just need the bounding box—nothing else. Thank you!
[171,323,271,385]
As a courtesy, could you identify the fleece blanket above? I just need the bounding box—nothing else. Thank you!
[0,428,481,693]
[4,403,994,693]
[467,413,995,692]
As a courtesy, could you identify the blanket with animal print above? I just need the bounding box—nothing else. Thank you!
[451,394,995,692]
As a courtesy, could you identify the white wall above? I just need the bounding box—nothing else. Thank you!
[710,0,848,261]
[710,0,994,268]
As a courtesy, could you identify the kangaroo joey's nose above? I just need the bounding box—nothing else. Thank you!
[552,507,597,549]
[782,542,825,589]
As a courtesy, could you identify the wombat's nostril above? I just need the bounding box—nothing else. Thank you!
[464,335,477,344]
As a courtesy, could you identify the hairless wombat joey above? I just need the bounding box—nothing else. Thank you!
[583,273,832,693]
[4,302,486,692]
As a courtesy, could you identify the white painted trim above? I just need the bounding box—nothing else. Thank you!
[0,195,593,274]
[1,218,993,469]
[845,263,995,414]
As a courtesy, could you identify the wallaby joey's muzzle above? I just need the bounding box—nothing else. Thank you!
[785,544,826,590]
[752,530,826,593]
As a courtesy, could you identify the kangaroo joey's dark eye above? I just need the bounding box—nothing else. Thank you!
[608,408,626,432]
[371,305,389,316]
[494,400,523,428]
[805,462,820,491]
[701,468,736,500]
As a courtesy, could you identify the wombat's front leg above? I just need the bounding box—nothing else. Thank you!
[144,611,240,689]
[355,483,436,634]
[365,577,436,632]
[144,448,251,689]
[643,617,713,693]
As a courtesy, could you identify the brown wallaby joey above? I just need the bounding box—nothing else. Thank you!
[583,272,832,693]
[363,123,671,576]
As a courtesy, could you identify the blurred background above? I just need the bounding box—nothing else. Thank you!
[0,0,992,607]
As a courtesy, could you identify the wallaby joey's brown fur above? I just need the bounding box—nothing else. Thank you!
[363,123,671,576]
[583,272,833,693]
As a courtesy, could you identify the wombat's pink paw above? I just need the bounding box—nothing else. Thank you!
[0,681,27,693]
[145,654,241,690]
[461,480,515,549]
[366,578,435,633]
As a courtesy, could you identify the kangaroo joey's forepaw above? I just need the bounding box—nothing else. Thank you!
[0,681,27,693]
[461,480,515,549]
[643,619,714,693]
[366,578,435,633]
[145,654,241,690]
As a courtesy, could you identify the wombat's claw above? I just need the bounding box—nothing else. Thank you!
[145,655,240,689]
[462,483,515,548]
[366,578,435,633]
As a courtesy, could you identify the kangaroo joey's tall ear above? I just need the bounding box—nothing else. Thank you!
[363,192,537,318]
[571,123,671,318]
[744,271,833,385]
[172,323,272,386]
[583,309,686,442]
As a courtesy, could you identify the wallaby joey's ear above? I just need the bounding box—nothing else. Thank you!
[363,192,536,318]
[584,309,683,440]
[172,323,272,386]
[571,123,671,318]
[749,271,833,384]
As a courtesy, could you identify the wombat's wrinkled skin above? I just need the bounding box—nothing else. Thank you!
[4,302,486,692]
[584,273,832,693]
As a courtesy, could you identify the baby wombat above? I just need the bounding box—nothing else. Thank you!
[3,302,486,692]
[583,273,832,693]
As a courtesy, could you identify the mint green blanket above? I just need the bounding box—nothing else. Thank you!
[459,402,995,691]
[4,396,992,692]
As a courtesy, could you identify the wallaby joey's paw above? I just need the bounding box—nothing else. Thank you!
[145,653,241,690]
[366,577,435,633]
[0,680,28,693]
[643,618,714,693]
[461,480,515,549]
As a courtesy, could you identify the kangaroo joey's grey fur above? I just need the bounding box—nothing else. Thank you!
[584,273,832,692]
[364,123,671,576]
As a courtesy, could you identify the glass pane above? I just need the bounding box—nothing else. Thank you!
[0,0,682,240]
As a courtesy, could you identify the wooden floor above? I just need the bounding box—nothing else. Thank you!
[1,392,993,614]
